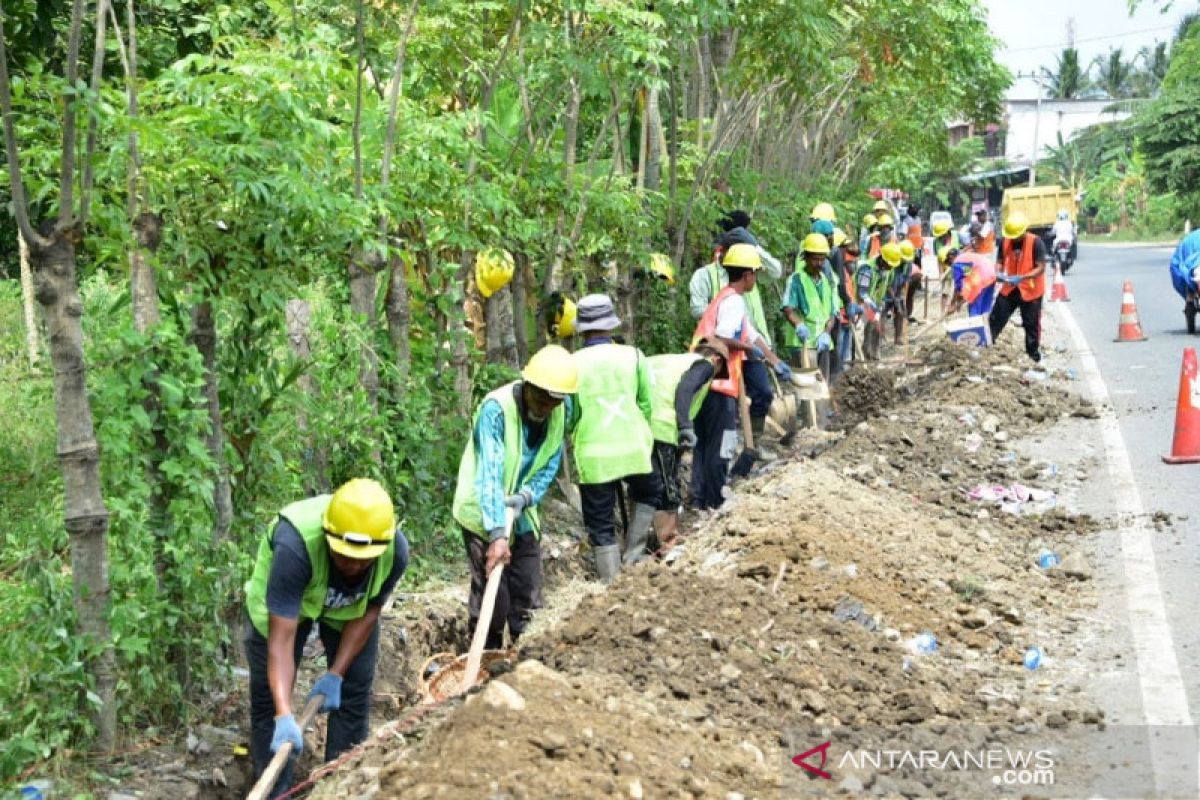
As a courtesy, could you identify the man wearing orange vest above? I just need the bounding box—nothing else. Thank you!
[693,243,792,487]
[868,213,897,259]
[974,207,996,258]
[988,212,1048,362]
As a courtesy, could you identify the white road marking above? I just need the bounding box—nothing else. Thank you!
[1111,389,1138,395]
[1050,303,1193,793]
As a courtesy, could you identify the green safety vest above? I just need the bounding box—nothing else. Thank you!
[783,269,837,349]
[571,343,653,484]
[647,353,710,445]
[705,262,771,347]
[451,382,565,539]
[244,496,396,638]
[860,260,890,305]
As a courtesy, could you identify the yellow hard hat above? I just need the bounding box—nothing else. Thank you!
[802,232,831,255]
[810,202,836,222]
[876,212,894,228]
[880,242,903,268]
[554,296,577,338]
[832,227,848,248]
[932,219,952,237]
[873,199,890,213]
[863,213,877,228]
[899,240,915,260]
[721,242,762,270]
[649,253,675,285]
[475,248,515,298]
[522,344,579,396]
[323,478,396,560]
[1003,213,1029,239]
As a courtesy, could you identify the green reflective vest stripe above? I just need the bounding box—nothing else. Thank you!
[707,261,770,347]
[245,496,395,638]
[783,269,836,349]
[451,382,564,539]
[647,353,709,444]
[572,344,653,484]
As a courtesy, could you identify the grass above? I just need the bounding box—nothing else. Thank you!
[1079,230,1183,245]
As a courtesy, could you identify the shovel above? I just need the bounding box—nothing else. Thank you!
[767,368,797,446]
[461,506,517,691]
[729,373,758,478]
[246,692,326,800]
[798,348,821,429]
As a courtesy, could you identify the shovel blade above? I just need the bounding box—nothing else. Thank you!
[789,369,830,401]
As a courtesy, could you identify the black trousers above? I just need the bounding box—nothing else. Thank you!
[462,529,542,650]
[743,358,774,419]
[690,391,736,510]
[988,291,1043,362]
[580,470,662,547]
[245,615,380,798]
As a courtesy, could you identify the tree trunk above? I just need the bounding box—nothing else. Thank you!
[190,299,233,543]
[18,231,40,369]
[129,212,161,331]
[285,299,328,495]
[645,80,664,192]
[347,255,381,414]
[384,251,412,396]
[29,225,116,747]
[512,252,530,363]
[485,284,518,368]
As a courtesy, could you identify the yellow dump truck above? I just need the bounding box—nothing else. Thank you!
[1001,185,1078,268]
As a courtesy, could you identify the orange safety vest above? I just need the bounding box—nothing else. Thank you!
[999,233,1044,301]
[978,225,996,255]
[868,230,896,259]
[906,220,923,251]
[692,285,748,398]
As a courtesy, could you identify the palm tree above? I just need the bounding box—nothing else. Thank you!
[1174,11,1199,44]
[1040,48,1090,99]
[1040,132,1087,198]
[1093,47,1135,98]
[1133,41,1169,96]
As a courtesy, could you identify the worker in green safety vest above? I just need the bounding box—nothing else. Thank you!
[687,212,783,336]
[854,241,905,360]
[243,478,408,798]
[783,232,843,382]
[451,344,578,649]
[569,293,659,582]
[643,338,729,554]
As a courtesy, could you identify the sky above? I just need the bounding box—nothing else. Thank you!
[986,0,1198,97]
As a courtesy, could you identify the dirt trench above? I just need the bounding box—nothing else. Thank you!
[299,334,1106,799]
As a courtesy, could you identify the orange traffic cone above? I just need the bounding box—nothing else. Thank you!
[1049,264,1070,302]
[1114,281,1147,342]
[1163,347,1200,464]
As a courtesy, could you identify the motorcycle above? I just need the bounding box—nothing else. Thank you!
[1186,293,1198,335]
[1053,239,1074,274]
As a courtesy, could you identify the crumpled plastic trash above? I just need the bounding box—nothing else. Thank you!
[967,483,1056,515]
[964,433,984,452]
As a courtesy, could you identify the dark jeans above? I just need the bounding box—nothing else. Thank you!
[580,470,662,546]
[690,391,736,510]
[988,291,1043,362]
[462,528,542,650]
[651,440,683,509]
[245,615,380,798]
[743,358,773,419]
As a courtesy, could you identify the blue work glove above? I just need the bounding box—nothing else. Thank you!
[774,361,793,381]
[848,303,863,320]
[308,672,343,713]
[816,332,833,353]
[678,427,698,449]
[271,714,303,754]
[504,489,533,514]
[794,322,810,342]
[750,345,765,360]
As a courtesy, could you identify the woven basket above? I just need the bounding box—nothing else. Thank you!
[419,649,514,703]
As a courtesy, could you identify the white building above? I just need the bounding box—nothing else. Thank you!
[1001,98,1137,166]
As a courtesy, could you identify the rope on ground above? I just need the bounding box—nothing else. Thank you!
[276,698,448,799]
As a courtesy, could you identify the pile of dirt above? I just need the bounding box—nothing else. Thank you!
[306,335,1105,798]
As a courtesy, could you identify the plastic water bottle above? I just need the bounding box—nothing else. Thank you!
[907,632,938,655]
[1037,550,1061,569]
[1024,646,1044,670]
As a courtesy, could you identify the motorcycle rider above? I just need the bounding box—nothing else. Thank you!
[1051,210,1075,268]
[1169,229,1200,334]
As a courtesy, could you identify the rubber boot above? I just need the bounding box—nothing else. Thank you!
[594,544,621,583]
[750,415,775,461]
[622,503,656,566]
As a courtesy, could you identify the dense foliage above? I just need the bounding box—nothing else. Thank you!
[0,0,1009,781]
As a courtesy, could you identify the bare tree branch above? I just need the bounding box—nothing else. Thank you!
[378,0,420,218]
[79,0,110,228]
[0,9,48,248]
[59,0,87,226]
[352,0,366,200]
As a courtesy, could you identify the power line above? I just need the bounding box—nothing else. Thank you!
[1000,23,1177,54]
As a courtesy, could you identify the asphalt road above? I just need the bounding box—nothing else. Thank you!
[1051,241,1200,730]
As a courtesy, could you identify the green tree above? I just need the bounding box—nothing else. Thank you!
[1041,47,1090,99]
[1093,47,1135,98]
